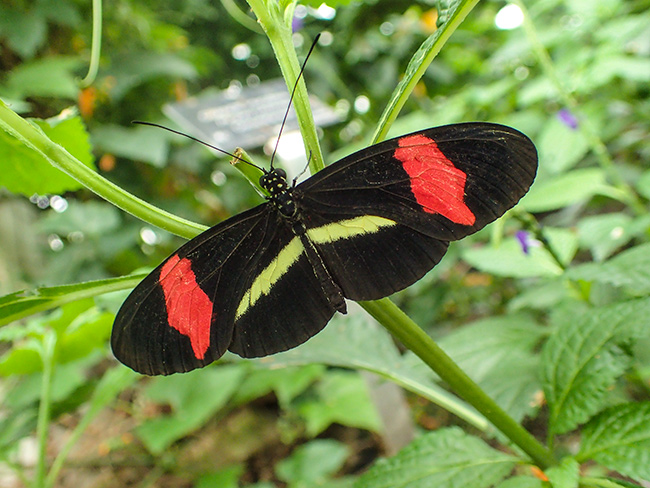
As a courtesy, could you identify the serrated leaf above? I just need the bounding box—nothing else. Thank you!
[541,298,650,435]
[578,402,650,482]
[567,243,650,294]
[520,168,611,212]
[354,428,518,488]
[545,457,579,488]
[136,364,245,454]
[438,315,547,422]
[0,114,95,195]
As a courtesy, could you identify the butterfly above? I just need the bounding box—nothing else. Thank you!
[111,122,537,375]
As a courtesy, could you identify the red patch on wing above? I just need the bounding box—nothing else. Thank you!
[159,255,212,360]
[394,134,475,225]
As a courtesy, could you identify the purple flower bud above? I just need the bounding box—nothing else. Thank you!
[557,108,578,129]
[516,230,531,254]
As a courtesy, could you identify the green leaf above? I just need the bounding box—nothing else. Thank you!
[537,117,589,174]
[0,6,48,59]
[91,124,170,167]
[0,114,95,195]
[438,315,547,422]
[577,213,650,262]
[196,465,244,488]
[253,311,489,432]
[296,370,381,436]
[461,237,563,278]
[541,298,650,435]
[103,52,198,101]
[276,439,349,486]
[567,243,650,294]
[136,364,245,454]
[520,168,612,212]
[494,476,543,488]
[578,402,650,482]
[545,457,579,488]
[231,364,325,407]
[3,56,81,99]
[354,428,518,488]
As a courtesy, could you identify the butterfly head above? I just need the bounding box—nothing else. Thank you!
[260,168,289,196]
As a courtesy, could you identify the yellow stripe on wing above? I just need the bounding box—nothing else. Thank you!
[307,215,396,243]
[236,237,305,319]
[235,215,396,319]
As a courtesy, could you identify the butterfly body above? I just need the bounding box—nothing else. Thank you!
[112,122,538,375]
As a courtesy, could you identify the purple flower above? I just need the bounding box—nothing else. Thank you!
[292,16,304,32]
[516,230,531,254]
[557,108,578,130]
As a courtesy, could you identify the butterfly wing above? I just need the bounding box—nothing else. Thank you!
[295,122,537,300]
[111,204,338,375]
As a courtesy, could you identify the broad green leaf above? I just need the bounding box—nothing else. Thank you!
[541,298,650,435]
[537,117,589,174]
[231,364,325,407]
[103,52,198,101]
[296,370,381,436]
[520,168,611,212]
[91,124,170,167]
[577,213,650,262]
[0,114,95,195]
[567,243,650,294]
[545,457,579,488]
[276,439,349,485]
[578,402,650,482]
[254,311,489,432]
[354,428,518,488]
[438,315,547,422]
[196,465,244,488]
[136,364,245,454]
[3,56,81,99]
[461,237,563,278]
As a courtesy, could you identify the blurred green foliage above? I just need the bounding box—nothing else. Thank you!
[1,0,650,487]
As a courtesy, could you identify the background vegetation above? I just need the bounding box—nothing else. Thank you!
[1,0,649,487]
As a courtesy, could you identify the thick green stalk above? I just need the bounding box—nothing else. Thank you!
[360,298,557,469]
[245,0,325,173]
[0,101,204,239]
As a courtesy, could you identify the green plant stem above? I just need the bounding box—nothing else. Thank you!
[0,101,204,239]
[35,331,56,488]
[514,0,645,216]
[79,0,102,87]
[245,0,325,174]
[360,298,557,469]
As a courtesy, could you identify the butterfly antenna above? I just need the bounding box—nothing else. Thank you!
[269,33,321,169]
[132,121,266,173]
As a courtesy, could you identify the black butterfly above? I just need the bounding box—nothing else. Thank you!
[111,121,537,375]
